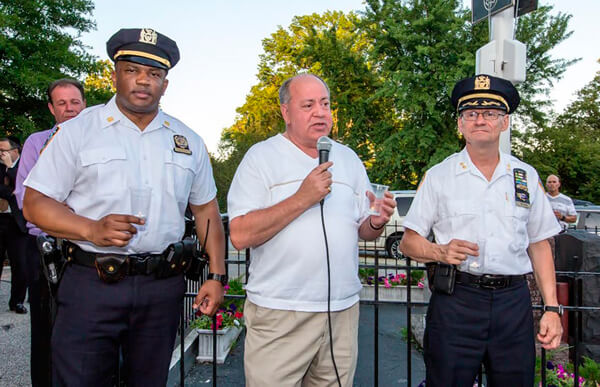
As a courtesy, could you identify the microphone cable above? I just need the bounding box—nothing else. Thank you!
[320,200,342,387]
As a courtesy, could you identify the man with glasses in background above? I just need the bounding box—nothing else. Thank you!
[400,74,563,386]
[0,136,27,315]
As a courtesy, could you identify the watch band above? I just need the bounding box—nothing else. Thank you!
[207,273,228,286]
[543,304,564,316]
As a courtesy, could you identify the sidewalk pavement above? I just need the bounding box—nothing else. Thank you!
[0,266,31,387]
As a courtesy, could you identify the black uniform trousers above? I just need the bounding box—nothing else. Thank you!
[24,234,53,387]
[0,212,27,308]
[424,280,534,387]
[52,263,185,387]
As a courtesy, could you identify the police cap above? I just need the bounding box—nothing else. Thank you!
[451,74,520,114]
[106,28,180,70]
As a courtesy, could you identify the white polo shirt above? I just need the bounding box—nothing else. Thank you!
[403,148,560,275]
[24,96,217,254]
[228,134,370,312]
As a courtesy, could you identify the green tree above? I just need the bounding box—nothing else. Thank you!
[84,59,115,106]
[363,0,574,188]
[518,60,600,202]
[0,0,96,140]
[216,11,393,209]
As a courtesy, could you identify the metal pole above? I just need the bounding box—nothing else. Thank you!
[180,302,185,386]
[212,314,217,387]
[573,256,580,387]
[374,249,379,386]
[406,257,412,387]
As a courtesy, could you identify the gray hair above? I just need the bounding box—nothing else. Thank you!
[278,73,330,105]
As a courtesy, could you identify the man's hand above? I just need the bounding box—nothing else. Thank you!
[294,161,333,207]
[366,190,396,228]
[538,311,563,349]
[439,239,479,265]
[193,280,224,316]
[0,152,13,167]
[85,214,143,247]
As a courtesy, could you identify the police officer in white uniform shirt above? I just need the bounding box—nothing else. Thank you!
[399,74,563,387]
[23,28,226,386]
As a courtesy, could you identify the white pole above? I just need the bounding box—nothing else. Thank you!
[491,7,516,155]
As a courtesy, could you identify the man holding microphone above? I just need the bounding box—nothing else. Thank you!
[228,73,395,386]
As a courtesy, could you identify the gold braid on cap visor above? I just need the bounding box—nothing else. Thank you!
[114,50,171,68]
[457,93,510,113]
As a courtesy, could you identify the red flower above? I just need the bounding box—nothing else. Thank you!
[234,311,243,319]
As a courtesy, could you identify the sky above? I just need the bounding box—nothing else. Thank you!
[80,1,600,154]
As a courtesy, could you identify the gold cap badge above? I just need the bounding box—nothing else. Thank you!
[139,29,158,45]
[474,75,490,90]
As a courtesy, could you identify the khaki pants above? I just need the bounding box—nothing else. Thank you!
[244,300,359,387]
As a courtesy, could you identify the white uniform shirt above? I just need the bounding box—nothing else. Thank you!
[24,96,217,254]
[546,192,576,229]
[403,148,560,275]
[227,134,370,312]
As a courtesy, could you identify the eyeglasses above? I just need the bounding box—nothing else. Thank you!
[461,111,506,121]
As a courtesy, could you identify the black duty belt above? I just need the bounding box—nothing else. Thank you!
[456,271,526,290]
[64,242,164,276]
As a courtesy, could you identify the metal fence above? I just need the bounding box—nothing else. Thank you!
[176,219,600,387]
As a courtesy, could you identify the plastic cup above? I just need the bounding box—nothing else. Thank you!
[130,187,152,239]
[460,239,486,274]
[368,183,389,216]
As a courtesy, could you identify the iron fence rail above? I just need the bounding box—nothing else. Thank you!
[176,217,600,387]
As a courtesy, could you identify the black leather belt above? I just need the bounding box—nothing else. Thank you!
[456,271,526,290]
[64,242,164,276]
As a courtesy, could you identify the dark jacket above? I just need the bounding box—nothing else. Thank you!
[0,159,27,233]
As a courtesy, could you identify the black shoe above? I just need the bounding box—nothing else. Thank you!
[10,303,27,314]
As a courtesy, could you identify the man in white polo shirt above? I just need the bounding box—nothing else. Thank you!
[228,73,395,386]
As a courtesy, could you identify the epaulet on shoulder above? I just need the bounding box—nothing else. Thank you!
[442,153,459,163]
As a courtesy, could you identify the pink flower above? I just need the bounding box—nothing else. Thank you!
[384,278,391,288]
[400,273,406,279]
[417,282,424,289]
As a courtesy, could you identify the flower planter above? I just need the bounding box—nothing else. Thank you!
[360,284,430,302]
[196,326,242,364]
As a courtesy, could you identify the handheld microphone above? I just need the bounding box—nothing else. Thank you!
[317,136,332,165]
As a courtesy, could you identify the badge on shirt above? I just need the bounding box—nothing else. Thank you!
[513,168,530,208]
[173,135,192,155]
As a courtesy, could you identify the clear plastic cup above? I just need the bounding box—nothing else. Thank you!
[368,183,389,216]
[461,239,486,274]
[130,187,152,240]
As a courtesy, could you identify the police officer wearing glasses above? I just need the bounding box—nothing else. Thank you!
[23,28,226,386]
[400,74,563,386]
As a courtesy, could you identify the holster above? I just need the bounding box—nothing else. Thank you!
[184,238,208,282]
[155,237,199,279]
[95,255,128,284]
[430,263,456,295]
[37,235,67,295]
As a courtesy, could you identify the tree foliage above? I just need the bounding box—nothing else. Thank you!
[0,0,97,140]
[518,60,600,202]
[216,1,575,206]
[84,59,115,106]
